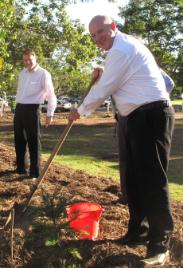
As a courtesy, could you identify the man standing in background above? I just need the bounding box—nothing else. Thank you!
[14,49,57,179]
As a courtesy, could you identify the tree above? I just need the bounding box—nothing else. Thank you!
[0,0,16,93]
[118,0,183,95]
[1,0,97,96]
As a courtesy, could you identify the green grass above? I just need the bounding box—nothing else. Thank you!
[42,153,183,201]
[168,183,183,201]
[41,119,183,201]
[1,112,182,201]
[43,153,120,179]
[171,99,183,105]
[42,123,119,179]
[168,155,183,200]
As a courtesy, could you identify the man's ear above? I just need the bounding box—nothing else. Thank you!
[111,22,116,30]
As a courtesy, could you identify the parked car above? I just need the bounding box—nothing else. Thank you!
[56,99,72,112]
[68,97,80,105]
[40,101,48,113]
[58,96,80,105]
[41,99,72,113]
[0,97,9,115]
[7,95,16,113]
[101,97,112,107]
[0,97,9,107]
[57,95,70,102]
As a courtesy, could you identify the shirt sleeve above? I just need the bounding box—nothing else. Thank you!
[161,69,175,94]
[78,49,131,116]
[43,71,57,117]
[16,72,23,103]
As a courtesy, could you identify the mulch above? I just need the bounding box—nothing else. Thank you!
[0,143,182,267]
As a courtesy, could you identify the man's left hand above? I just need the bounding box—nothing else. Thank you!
[45,116,53,127]
[68,108,80,121]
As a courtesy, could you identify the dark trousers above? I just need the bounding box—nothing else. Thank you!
[126,104,174,253]
[117,114,127,200]
[14,104,41,177]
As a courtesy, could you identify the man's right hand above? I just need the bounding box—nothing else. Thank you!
[92,67,103,82]
[68,108,80,121]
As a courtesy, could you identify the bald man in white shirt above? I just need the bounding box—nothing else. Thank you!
[14,49,57,179]
[68,15,175,266]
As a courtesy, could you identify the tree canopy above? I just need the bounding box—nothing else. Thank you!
[118,0,183,96]
[0,0,97,96]
[0,0,182,98]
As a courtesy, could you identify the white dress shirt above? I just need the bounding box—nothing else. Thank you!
[16,65,57,116]
[78,32,170,117]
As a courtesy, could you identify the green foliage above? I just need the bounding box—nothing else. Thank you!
[0,0,97,96]
[45,239,59,247]
[41,187,74,226]
[69,247,82,260]
[53,68,91,96]
[1,0,182,97]
[118,0,183,94]
[28,186,82,267]
[0,0,16,92]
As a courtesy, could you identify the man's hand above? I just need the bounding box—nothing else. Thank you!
[68,108,80,121]
[45,116,53,128]
[92,67,103,82]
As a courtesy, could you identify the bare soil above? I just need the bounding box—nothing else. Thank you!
[0,113,183,268]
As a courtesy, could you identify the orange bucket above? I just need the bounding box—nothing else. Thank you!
[66,202,103,240]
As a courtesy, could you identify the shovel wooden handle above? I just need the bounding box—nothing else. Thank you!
[22,79,95,212]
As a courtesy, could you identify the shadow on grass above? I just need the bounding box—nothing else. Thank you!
[1,119,183,186]
[42,123,118,160]
[42,123,183,186]
[168,158,183,185]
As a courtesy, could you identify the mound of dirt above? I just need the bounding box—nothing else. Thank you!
[0,143,182,267]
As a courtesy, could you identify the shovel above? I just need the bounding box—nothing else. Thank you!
[3,79,96,229]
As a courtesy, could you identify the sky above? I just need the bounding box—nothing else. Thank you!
[66,0,128,31]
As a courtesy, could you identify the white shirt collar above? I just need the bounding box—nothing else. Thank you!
[24,64,39,72]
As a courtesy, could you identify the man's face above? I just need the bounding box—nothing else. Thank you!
[23,54,37,71]
[89,20,115,50]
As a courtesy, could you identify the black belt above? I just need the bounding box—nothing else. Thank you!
[17,103,40,107]
[128,100,170,119]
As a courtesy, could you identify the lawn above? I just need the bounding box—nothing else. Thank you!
[171,99,183,105]
[41,113,183,201]
[0,112,183,201]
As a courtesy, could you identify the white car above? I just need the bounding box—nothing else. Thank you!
[56,100,72,112]
[101,97,112,107]
[0,97,8,107]
[0,97,9,115]
[41,100,72,113]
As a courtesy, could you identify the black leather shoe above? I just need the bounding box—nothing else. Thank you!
[141,250,169,266]
[112,196,128,205]
[118,232,149,246]
[15,168,27,175]
[29,174,39,180]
